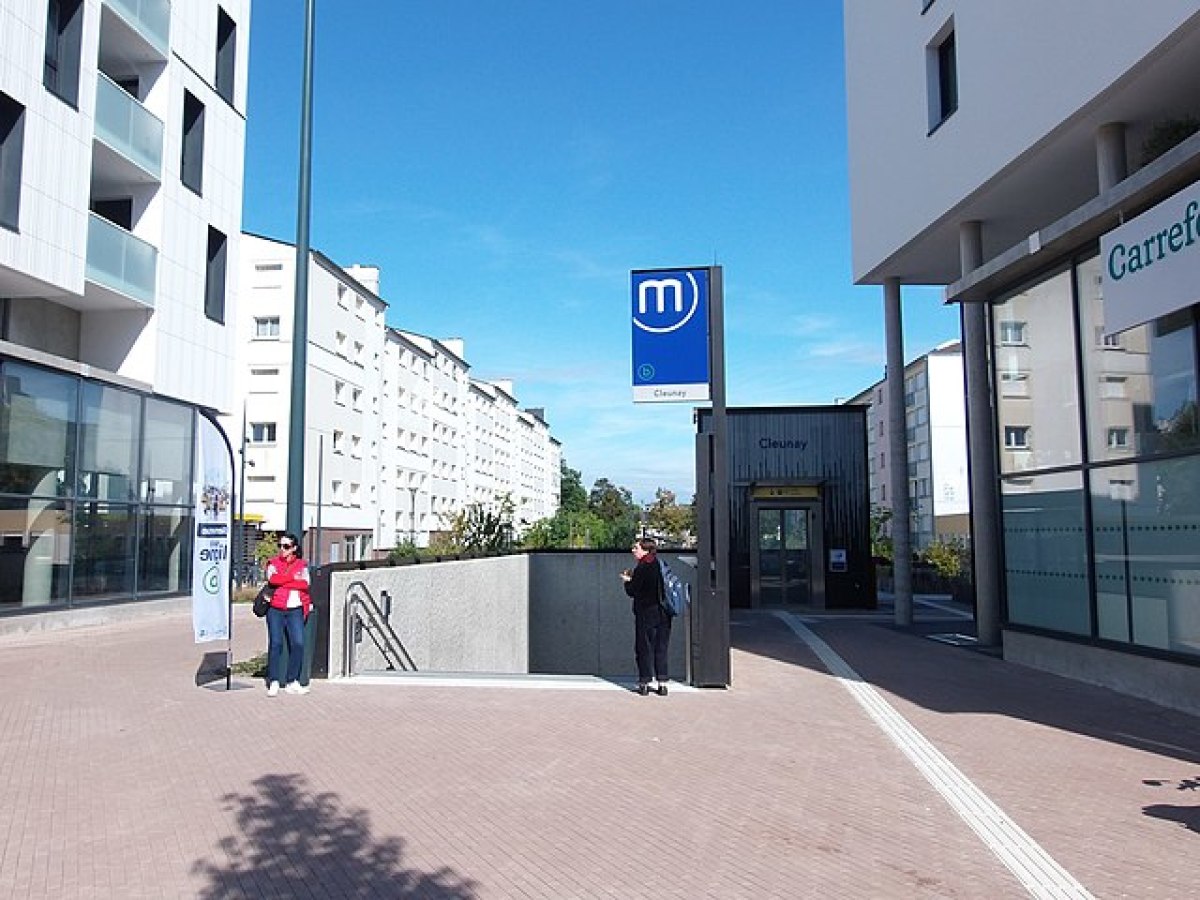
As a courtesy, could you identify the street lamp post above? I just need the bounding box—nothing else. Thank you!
[236,405,255,584]
[286,0,316,538]
[406,486,418,546]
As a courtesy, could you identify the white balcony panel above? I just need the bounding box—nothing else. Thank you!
[93,74,162,186]
[101,0,170,64]
[85,213,157,309]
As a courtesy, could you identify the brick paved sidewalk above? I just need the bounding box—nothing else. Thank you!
[0,603,1195,898]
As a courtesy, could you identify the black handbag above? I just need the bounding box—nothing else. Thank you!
[252,584,275,618]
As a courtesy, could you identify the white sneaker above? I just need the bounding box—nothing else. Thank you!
[285,681,309,695]
[267,681,280,697]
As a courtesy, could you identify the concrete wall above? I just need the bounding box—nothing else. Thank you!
[1004,629,1200,718]
[328,555,529,676]
[324,552,694,682]
[528,552,691,680]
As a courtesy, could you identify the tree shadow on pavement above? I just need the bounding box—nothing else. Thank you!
[192,773,478,899]
[1143,776,1200,833]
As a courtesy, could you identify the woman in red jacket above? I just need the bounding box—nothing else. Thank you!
[264,532,311,696]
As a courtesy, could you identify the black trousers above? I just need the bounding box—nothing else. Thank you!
[634,606,672,683]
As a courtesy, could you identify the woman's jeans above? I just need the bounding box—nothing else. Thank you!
[266,606,305,685]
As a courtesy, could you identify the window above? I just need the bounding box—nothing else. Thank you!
[250,422,277,444]
[1100,376,1126,399]
[331,480,343,503]
[1106,428,1130,450]
[215,8,237,105]
[181,91,205,194]
[999,371,1030,398]
[254,316,280,338]
[999,321,1027,345]
[332,430,344,454]
[334,381,345,405]
[1004,426,1030,450]
[352,388,362,411]
[928,26,958,129]
[0,92,24,231]
[205,227,227,323]
[44,0,83,105]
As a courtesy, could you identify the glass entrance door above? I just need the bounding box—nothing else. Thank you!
[756,507,811,606]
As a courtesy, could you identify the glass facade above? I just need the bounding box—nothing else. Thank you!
[992,252,1200,662]
[0,358,197,613]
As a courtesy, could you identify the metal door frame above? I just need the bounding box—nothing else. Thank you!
[749,500,826,609]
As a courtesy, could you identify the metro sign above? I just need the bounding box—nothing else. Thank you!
[631,267,711,403]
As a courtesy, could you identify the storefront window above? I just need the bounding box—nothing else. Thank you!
[0,362,77,497]
[72,501,136,601]
[142,398,193,505]
[79,382,140,503]
[1090,458,1200,657]
[1001,471,1090,635]
[993,268,1082,472]
[1079,253,1200,460]
[138,504,192,594]
[0,497,71,609]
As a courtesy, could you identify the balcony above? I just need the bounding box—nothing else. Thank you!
[101,0,170,61]
[85,213,157,309]
[93,73,162,186]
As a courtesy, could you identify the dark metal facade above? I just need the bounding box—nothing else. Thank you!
[698,406,874,608]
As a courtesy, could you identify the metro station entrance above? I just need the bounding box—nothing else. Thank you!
[749,486,826,607]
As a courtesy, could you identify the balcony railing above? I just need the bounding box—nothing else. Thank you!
[86,213,157,308]
[94,74,163,179]
[103,0,170,57]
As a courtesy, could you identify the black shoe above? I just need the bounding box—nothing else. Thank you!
[637,683,650,696]
[656,684,668,696]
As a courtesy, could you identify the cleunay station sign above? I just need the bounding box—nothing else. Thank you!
[1101,181,1200,335]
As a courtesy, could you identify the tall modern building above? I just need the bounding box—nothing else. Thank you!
[0,0,249,615]
[844,2,1200,711]
[849,340,969,551]
[231,234,561,562]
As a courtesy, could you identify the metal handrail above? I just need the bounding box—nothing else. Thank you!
[343,581,417,677]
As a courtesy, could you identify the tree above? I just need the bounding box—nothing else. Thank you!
[559,461,587,513]
[588,478,639,548]
[646,488,694,546]
[441,494,516,553]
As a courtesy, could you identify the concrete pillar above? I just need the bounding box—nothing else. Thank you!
[959,221,1002,646]
[884,277,912,625]
[1096,123,1128,193]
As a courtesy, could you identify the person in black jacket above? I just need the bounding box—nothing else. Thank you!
[621,537,671,696]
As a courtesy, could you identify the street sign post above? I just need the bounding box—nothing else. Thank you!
[629,265,730,686]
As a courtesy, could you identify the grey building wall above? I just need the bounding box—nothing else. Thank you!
[529,552,690,680]
[324,552,693,682]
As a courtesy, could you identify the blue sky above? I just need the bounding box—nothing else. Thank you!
[241,1,960,504]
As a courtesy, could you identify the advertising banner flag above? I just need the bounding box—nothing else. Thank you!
[192,414,232,643]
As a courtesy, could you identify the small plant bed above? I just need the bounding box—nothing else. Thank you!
[231,653,267,678]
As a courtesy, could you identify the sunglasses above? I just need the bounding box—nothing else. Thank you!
[280,542,295,550]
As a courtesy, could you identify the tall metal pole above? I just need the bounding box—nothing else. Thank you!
[237,402,248,583]
[698,265,730,686]
[286,0,316,538]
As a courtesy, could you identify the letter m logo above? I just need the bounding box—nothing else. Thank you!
[638,278,685,315]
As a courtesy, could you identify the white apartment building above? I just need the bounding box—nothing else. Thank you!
[849,341,968,551]
[844,1,1200,710]
[0,0,249,615]
[232,234,561,561]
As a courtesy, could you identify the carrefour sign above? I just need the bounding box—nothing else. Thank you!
[1101,182,1200,335]
[631,268,710,403]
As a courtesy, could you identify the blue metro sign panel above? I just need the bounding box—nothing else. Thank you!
[631,267,710,403]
